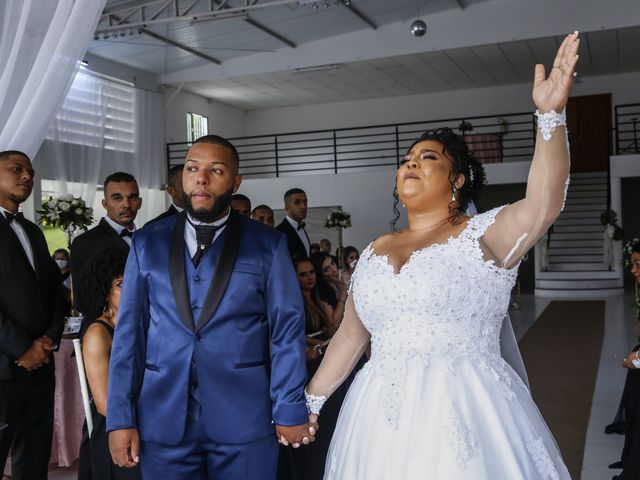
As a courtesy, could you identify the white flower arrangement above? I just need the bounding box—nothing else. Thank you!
[37,194,94,232]
[325,209,352,230]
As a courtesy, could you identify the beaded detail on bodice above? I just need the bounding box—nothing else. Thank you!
[351,206,520,426]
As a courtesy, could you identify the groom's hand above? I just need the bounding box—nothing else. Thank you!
[109,428,140,467]
[276,423,315,448]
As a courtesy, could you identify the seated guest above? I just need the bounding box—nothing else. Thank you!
[319,238,331,254]
[231,193,251,217]
[53,248,72,314]
[77,248,141,480]
[341,246,359,285]
[310,243,320,256]
[276,188,310,259]
[310,252,347,335]
[146,164,184,225]
[251,204,274,228]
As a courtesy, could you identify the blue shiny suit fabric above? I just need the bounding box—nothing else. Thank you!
[106,212,308,479]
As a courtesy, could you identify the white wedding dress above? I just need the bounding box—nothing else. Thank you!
[316,207,571,480]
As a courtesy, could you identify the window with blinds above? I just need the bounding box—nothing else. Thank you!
[187,112,209,143]
[46,69,136,153]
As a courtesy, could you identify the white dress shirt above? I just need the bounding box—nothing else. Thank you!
[285,215,310,256]
[1,207,35,269]
[103,215,136,246]
[184,208,230,258]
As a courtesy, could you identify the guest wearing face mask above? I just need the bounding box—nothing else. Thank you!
[341,246,359,285]
[52,248,72,314]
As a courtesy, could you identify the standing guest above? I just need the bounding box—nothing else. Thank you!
[77,248,141,480]
[341,246,360,285]
[0,150,65,478]
[610,244,640,480]
[319,239,331,254]
[251,204,275,228]
[53,248,72,314]
[107,135,313,479]
[276,188,310,259]
[146,164,185,225]
[70,172,142,316]
[231,193,252,217]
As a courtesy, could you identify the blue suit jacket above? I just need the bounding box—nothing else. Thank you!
[106,212,309,445]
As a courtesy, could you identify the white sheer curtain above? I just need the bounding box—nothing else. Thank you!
[0,0,105,158]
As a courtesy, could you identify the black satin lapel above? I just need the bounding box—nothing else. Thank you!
[99,218,129,252]
[196,213,242,331]
[0,218,35,272]
[169,212,195,331]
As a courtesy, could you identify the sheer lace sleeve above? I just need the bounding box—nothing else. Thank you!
[482,110,570,269]
[305,293,370,414]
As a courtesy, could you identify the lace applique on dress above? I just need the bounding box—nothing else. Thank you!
[526,436,561,480]
[353,207,519,427]
[445,403,477,469]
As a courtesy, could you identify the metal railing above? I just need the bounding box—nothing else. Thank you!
[167,111,536,178]
[615,103,640,155]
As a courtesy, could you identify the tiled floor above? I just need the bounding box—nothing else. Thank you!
[6,293,638,480]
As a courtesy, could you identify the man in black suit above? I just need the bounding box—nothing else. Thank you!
[0,150,65,478]
[70,172,142,315]
[275,188,310,259]
[146,164,184,225]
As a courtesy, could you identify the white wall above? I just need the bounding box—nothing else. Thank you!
[164,88,246,144]
[245,71,640,135]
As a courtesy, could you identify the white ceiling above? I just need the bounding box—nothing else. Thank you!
[88,0,640,110]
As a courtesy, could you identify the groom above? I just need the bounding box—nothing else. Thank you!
[107,135,312,479]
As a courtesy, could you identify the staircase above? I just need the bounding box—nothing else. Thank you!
[534,171,623,297]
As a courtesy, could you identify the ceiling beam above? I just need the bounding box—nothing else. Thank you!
[244,17,296,48]
[140,28,222,64]
[455,0,466,10]
[340,1,376,30]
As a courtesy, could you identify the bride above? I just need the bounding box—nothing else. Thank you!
[302,33,580,479]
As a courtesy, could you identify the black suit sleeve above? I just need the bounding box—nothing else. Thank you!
[43,257,65,346]
[0,309,33,360]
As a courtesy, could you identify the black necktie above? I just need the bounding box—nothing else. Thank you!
[297,221,305,231]
[120,229,133,238]
[191,221,227,266]
[4,211,23,223]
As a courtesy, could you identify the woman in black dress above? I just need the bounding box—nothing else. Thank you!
[77,248,141,480]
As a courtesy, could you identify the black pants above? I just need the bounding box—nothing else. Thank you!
[0,369,55,480]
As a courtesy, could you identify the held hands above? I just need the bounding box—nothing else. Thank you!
[532,31,580,113]
[15,336,55,371]
[276,418,319,448]
[109,428,140,468]
[622,351,640,369]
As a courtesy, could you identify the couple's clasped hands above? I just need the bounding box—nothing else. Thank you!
[276,414,319,448]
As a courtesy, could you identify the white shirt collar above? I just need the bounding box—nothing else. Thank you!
[172,203,184,213]
[103,215,136,235]
[286,215,304,229]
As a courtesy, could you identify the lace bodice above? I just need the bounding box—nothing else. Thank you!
[353,206,516,365]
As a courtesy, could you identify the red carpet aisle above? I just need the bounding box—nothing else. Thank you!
[519,300,605,480]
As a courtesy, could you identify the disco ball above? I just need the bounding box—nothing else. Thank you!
[410,19,427,37]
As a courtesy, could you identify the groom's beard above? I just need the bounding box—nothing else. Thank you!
[182,186,234,223]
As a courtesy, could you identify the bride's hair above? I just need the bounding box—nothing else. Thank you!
[391,127,486,231]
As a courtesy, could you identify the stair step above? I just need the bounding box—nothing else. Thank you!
[549,238,602,247]
[548,263,607,271]
[553,225,603,233]
[549,254,603,262]
[557,211,601,219]
[564,196,607,205]
[535,287,623,298]
[566,190,607,199]
[568,184,607,192]
[571,171,607,179]
[550,231,603,240]
[548,246,603,255]
[537,270,618,280]
[562,204,606,212]
[553,217,602,226]
[536,278,623,289]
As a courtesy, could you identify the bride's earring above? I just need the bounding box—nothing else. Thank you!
[451,186,457,202]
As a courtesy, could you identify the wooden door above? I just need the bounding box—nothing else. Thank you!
[566,93,612,172]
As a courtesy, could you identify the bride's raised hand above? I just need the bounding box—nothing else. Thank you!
[532,31,579,113]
